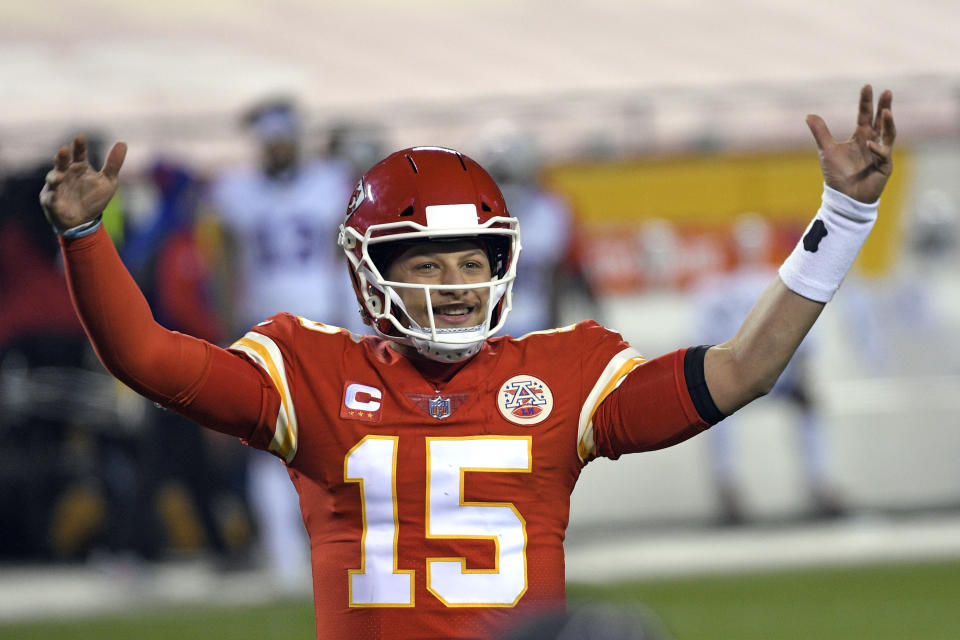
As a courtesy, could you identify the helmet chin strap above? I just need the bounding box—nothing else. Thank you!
[408,322,486,363]
[383,286,501,363]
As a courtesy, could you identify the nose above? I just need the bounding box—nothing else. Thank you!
[437,263,469,298]
[443,270,467,285]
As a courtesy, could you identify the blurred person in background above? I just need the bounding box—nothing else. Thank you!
[1,134,119,367]
[0,136,134,561]
[0,159,90,559]
[692,214,845,524]
[871,189,960,375]
[206,97,358,591]
[326,120,386,183]
[111,161,250,567]
[476,122,600,336]
[41,86,894,639]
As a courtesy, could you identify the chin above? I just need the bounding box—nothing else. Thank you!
[434,314,485,329]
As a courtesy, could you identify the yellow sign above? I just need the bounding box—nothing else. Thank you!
[545,149,909,278]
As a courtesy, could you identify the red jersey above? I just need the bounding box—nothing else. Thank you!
[60,228,716,640]
[229,314,709,639]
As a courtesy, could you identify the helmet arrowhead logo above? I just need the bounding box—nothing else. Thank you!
[346,178,366,219]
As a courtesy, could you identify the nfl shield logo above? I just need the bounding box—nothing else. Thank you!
[428,396,452,420]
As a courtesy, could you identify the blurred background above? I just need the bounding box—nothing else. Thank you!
[2,1,960,638]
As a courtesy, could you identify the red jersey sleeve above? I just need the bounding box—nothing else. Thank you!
[591,345,725,460]
[565,321,647,461]
[60,226,278,441]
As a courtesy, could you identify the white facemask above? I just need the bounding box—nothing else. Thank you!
[339,214,522,363]
[386,285,506,362]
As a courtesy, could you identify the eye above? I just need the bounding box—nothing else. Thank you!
[463,258,490,273]
[414,261,439,272]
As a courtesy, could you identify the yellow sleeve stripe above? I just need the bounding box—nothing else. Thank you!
[577,347,646,462]
[230,332,298,463]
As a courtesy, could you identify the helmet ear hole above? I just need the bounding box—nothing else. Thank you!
[366,294,382,314]
[358,305,372,324]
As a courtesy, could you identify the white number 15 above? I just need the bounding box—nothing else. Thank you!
[344,435,531,607]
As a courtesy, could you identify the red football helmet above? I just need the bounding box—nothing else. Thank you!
[338,146,521,362]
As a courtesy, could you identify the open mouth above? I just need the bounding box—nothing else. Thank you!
[432,303,478,326]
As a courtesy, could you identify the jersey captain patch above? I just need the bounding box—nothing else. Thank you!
[341,381,383,423]
[496,375,554,425]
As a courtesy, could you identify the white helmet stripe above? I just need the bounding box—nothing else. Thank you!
[425,204,479,228]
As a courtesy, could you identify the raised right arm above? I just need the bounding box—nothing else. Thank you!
[43,135,276,439]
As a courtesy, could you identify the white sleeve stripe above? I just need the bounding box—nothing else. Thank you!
[297,316,343,334]
[577,347,646,462]
[231,332,298,463]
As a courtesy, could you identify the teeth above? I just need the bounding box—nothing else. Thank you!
[436,307,470,315]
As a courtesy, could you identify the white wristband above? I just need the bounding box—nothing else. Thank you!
[778,184,878,303]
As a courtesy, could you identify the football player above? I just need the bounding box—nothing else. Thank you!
[41,86,894,640]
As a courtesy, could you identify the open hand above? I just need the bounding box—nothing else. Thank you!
[806,85,896,204]
[39,134,127,234]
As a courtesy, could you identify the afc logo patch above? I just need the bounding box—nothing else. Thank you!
[496,375,554,426]
[340,381,383,423]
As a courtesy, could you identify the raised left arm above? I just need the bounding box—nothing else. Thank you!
[705,278,822,414]
[704,85,896,415]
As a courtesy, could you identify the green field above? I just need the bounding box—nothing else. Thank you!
[3,558,960,639]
